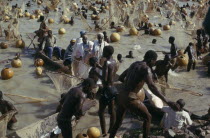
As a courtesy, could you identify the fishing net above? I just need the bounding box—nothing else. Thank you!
[72,60,90,79]
[0,110,16,138]
[46,71,83,94]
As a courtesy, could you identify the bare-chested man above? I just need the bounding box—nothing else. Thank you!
[57,78,96,138]
[154,54,172,95]
[109,50,177,138]
[155,54,172,83]
[163,36,178,70]
[95,46,118,136]
[0,91,18,130]
[184,42,196,72]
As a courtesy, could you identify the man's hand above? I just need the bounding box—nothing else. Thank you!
[167,101,179,111]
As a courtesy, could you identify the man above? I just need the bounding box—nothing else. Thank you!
[92,33,109,62]
[57,78,96,138]
[97,46,118,136]
[41,30,61,59]
[74,35,94,63]
[155,54,172,83]
[0,91,18,130]
[63,39,76,74]
[162,99,192,130]
[203,7,210,36]
[34,16,49,50]
[110,50,177,138]
[184,42,196,72]
[154,55,172,95]
[88,57,103,99]
[163,36,178,70]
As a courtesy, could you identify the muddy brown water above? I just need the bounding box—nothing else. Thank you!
[0,0,209,137]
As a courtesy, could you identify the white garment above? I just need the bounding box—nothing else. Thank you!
[162,106,192,130]
[74,41,94,59]
[92,40,109,60]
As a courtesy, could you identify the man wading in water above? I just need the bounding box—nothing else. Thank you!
[109,50,177,138]
[57,78,96,138]
[91,46,118,136]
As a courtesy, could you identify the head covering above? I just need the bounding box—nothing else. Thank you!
[80,30,86,36]
[71,39,76,43]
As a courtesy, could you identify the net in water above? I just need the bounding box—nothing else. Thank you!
[46,71,83,94]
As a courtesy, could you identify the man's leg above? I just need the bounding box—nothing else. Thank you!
[192,60,196,70]
[187,59,193,72]
[58,121,72,138]
[108,99,116,133]
[128,100,152,138]
[109,105,126,138]
[46,47,53,59]
[53,47,62,59]
[98,98,108,135]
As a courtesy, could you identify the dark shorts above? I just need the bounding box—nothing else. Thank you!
[63,59,72,66]
[100,86,118,105]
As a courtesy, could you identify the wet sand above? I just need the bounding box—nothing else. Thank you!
[0,0,210,137]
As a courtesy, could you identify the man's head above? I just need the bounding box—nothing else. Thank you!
[103,31,107,37]
[70,39,76,45]
[169,36,175,44]
[144,50,158,67]
[97,33,104,43]
[164,54,170,62]
[176,99,185,110]
[117,54,122,61]
[82,35,88,44]
[80,30,86,37]
[82,78,97,95]
[189,42,193,46]
[89,57,98,67]
[0,91,3,100]
[129,51,133,56]
[40,16,44,22]
[103,46,114,59]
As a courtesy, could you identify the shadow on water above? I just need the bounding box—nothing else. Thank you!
[196,65,208,78]
[32,102,58,119]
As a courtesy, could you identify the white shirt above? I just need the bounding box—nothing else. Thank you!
[74,41,94,60]
[162,106,192,130]
[92,40,109,60]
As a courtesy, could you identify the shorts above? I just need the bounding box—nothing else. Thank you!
[63,59,72,66]
[101,86,118,105]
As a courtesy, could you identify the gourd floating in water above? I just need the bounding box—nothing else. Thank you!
[11,59,22,68]
[34,58,44,67]
[1,68,14,80]
[129,27,138,35]
[35,67,42,76]
[58,28,66,34]
[87,127,101,138]
[0,42,8,49]
[16,40,25,48]
[110,33,120,42]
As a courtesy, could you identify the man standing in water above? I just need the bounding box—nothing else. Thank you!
[110,50,177,138]
[163,36,178,70]
[93,46,118,136]
[57,78,96,138]
[184,42,196,72]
